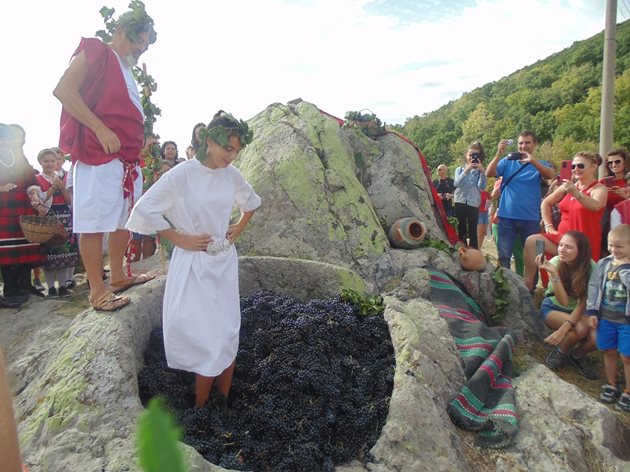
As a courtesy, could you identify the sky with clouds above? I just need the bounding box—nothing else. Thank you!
[1,0,625,168]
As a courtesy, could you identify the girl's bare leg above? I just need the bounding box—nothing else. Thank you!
[216,361,236,398]
[194,374,215,408]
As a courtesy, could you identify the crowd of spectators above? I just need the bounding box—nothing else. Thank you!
[432,132,630,411]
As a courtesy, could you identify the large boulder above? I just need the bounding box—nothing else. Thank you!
[236,101,389,276]
[348,130,444,239]
[236,100,445,288]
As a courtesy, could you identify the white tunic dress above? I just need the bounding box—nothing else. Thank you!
[126,159,261,376]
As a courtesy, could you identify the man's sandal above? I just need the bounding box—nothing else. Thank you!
[110,273,156,294]
[89,291,131,312]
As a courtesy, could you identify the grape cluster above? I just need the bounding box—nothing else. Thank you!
[137,290,395,471]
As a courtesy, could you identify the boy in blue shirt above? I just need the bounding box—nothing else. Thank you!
[587,224,630,411]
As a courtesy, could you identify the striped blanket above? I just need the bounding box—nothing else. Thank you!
[428,268,518,448]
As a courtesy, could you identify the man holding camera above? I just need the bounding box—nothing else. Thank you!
[485,131,554,270]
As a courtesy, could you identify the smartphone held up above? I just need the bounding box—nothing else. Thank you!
[602,176,615,188]
[558,160,572,183]
[536,239,545,262]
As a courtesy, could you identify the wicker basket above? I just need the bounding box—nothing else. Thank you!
[19,214,68,247]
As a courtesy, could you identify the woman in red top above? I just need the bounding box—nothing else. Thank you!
[600,148,630,255]
[523,151,607,291]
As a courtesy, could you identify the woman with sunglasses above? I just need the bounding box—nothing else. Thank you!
[600,149,630,254]
[523,151,607,291]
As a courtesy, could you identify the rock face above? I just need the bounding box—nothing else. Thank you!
[236,100,446,288]
[4,100,629,471]
[512,362,630,472]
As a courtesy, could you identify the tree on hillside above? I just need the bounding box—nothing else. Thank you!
[402,19,630,166]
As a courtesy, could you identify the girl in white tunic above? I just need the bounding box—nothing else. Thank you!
[126,111,260,407]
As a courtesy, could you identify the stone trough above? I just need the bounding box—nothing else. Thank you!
[12,254,630,472]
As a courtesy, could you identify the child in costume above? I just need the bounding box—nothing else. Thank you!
[126,111,260,407]
[35,149,79,297]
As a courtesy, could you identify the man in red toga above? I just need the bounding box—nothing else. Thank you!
[53,7,157,311]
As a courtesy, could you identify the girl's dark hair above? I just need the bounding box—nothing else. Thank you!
[191,123,206,151]
[160,141,178,160]
[557,230,592,299]
[468,141,486,162]
[606,148,630,177]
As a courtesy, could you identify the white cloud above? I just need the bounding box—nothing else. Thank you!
[0,0,612,168]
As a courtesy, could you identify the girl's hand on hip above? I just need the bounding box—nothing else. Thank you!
[175,233,212,251]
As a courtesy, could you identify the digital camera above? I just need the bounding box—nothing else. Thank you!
[507,152,522,160]
[471,152,481,163]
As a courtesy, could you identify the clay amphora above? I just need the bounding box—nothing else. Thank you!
[388,217,427,249]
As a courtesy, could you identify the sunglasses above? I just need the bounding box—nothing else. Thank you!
[571,163,586,169]
[607,159,623,166]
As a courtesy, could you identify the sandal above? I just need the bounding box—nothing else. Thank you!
[110,273,156,294]
[89,291,131,312]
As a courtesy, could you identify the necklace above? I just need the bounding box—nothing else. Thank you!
[0,149,16,168]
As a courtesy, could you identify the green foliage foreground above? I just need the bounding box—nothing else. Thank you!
[137,398,185,472]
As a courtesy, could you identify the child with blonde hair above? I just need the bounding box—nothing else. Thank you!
[587,223,630,411]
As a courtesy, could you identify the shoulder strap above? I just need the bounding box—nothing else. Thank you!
[500,162,530,193]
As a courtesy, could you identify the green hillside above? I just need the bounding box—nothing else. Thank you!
[402,19,630,170]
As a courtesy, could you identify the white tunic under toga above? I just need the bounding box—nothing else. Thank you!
[126,159,261,376]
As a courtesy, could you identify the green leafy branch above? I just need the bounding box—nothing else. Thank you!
[490,266,510,324]
[417,237,456,254]
[95,7,116,42]
[341,288,384,317]
[133,65,161,137]
[343,110,386,139]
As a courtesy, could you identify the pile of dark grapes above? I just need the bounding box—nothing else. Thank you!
[138,290,395,472]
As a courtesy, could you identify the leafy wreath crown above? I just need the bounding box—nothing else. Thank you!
[97,0,157,45]
[196,113,253,162]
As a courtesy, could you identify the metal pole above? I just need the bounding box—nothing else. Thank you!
[599,0,617,177]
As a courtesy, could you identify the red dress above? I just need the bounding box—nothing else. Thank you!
[604,177,627,211]
[543,181,604,260]
[0,156,46,266]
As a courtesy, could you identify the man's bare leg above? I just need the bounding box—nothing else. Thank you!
[108,229,131,284]
[79,233,107,299]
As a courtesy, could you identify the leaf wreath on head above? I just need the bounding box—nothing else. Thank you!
[117,0,157,44]
[196,113,254,162]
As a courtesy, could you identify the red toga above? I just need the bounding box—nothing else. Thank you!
[59,38,143,166]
